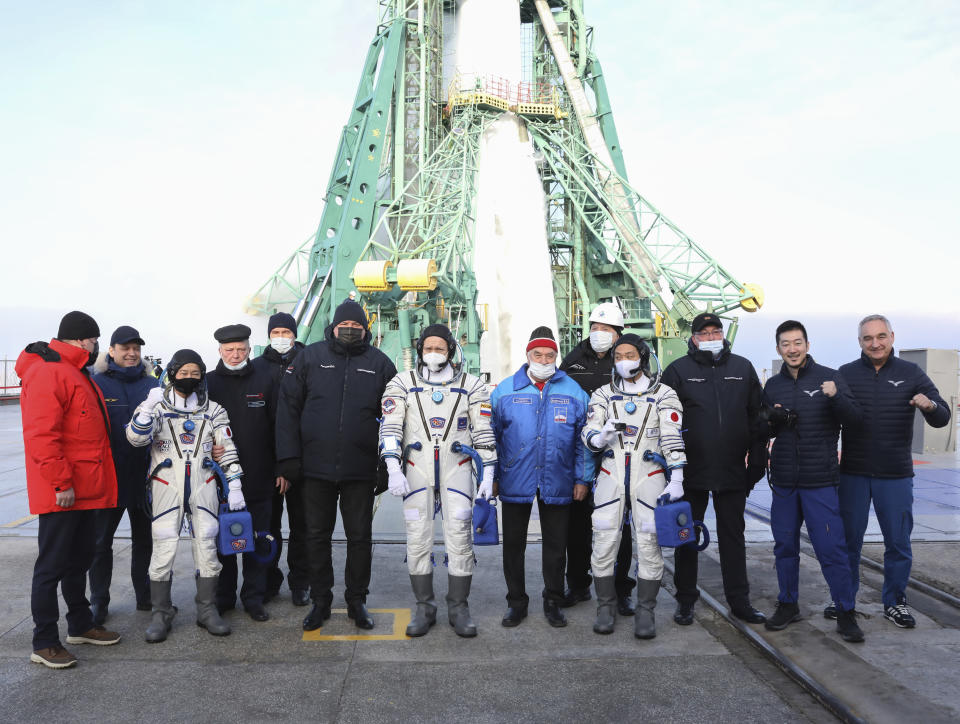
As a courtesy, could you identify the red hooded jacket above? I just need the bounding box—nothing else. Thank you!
[16,339,118,515]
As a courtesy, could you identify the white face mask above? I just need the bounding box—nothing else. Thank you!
[422,352,447,373]
[698,339,724,357]
[615,359,641,379]
[528,361,556,380]
[223,359,248,371]
[589,330,614,354]
[270,337,294,354]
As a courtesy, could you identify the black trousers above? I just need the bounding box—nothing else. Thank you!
[217,496,272,608]
[88,502,152,609]
[565,497,636,596]
[502,495,570,608]
[32,509,96,650]
[266,481,309,593]
[673,489,750,608]
[302,478,375,608]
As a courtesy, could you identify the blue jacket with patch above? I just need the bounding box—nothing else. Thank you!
[92,359,158,507]
[490,366,594,505]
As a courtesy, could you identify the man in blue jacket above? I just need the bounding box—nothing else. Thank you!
[89,325,158,624]
[837,314,951,628]
[761,320,864,642]
[491,326,593,628]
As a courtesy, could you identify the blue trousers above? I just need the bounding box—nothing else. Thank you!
[771,485,855,610]
[838,474,913,607]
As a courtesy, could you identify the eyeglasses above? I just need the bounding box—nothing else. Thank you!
[693,329,724,339]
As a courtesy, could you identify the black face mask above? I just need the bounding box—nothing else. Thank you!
[173,377,201,395]
[86,342,99,367]
[336,327,364,347]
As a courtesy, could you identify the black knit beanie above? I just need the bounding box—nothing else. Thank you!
[332,300,368,328]
[57,311,100,340]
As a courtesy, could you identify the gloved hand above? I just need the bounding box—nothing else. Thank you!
[385,457,409,497]
[592,418,623,449]
[143,386,165,411]
[278,458,302,482]
[477,466,494,500]
[227,480,246,511]
[663,478,685,501]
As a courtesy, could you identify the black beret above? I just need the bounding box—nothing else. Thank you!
[214,324,252,344]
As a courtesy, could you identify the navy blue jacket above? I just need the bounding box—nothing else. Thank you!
[275,323,396,482]
[839,352,950,478]
[661,339,766,491]
[92,360,158,507]
[763,356,860,488]
[490,366,594,505]
[207,360,280,502]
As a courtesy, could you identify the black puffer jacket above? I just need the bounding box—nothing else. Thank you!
[839,352,950,479]
[255,341,304,387]
[661,339,766,491]
[275,323,396,482]
[560,338,613,395]
[206,360,278,502]
[762,356,860,488]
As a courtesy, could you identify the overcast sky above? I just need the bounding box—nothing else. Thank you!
[1,0,957,377]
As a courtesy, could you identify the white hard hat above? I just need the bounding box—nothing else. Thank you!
[588,302,624,328]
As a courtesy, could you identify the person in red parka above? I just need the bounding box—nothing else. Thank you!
[16,311,122,669]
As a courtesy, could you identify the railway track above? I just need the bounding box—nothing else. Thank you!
[662,501,960,723]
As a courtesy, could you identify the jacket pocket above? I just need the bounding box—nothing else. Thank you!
[70,458,107,502]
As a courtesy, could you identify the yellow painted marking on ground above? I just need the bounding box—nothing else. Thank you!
[302,608,412,641]
[1,514,37,528]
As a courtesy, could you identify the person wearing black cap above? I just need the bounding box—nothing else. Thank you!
[88,325,158,624]
[489,326,594,628]
[127,349,245,641]
[256,312,310,606]
[206,323,281,622]
[661,312,768,626]
[276,298,397,631]
[16,311,122,668]
[559,302,638,616]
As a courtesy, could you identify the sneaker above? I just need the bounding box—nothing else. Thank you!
[884,603,916,629]
[823,603,837,620]
[764,602,801,631]
[65,626,121,646]
[836,608,865,642]
[30,645,78,669]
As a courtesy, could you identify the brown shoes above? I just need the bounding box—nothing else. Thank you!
[65,626,121,646]
[30,645,78,669]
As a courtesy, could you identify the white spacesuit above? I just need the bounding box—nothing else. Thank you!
[126,348,244,641]
[379,324,497,637]
[582,334,686,638]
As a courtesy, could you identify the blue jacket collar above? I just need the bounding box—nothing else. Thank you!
[107,358,146,380]
[511,364,568,391]
[778,354,815,380]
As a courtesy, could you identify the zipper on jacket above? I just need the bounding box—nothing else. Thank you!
[335,356,350,472]
[711,363,723,425]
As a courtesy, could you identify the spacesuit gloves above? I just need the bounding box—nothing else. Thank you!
[385,457,409,497]
[592,417,623,449]
[144,386,165,411]
[663,478,685,502]
[477,465,494,500]
[227,479,246,511]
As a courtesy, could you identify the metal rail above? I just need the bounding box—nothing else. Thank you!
[662,558,866,724]
[744,501,960,610]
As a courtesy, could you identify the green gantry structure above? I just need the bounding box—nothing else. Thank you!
[246,0,763,375]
